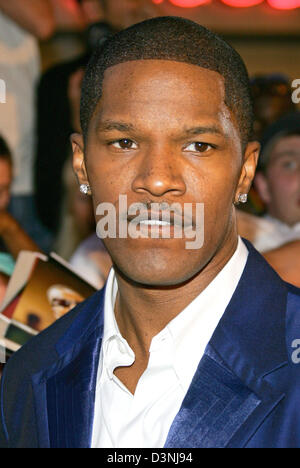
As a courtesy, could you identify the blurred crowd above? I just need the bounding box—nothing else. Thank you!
[0,0,299,304]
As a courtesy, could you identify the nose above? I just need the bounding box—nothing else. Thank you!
[131,145,186,198]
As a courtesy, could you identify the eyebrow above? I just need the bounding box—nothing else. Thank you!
[182,125,225,137]
[272,151,300,159]
[96,120,225,138]
[96,120,135,133]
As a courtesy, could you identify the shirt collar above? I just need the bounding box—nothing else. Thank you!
[165,236,248,390]
[101,270,135,379]
[265,214,300,233]
[101,237,248,389]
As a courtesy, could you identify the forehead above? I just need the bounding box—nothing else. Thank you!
[96,60,231,129]
[272,135,300,154]
[269,135,300,165]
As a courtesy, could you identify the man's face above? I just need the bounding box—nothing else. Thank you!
[259,135,300,226]
[73,60,258,286]
[0,159,12,211]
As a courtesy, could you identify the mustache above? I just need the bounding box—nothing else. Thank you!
[119,201,195,228]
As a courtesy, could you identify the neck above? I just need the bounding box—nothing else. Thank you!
[267,210,299,228]
[114,233,239,356]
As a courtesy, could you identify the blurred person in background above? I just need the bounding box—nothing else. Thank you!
[0,0,102,253]
[0,0,56,253]
[238,113,300,251]
[250,74,297,141]
[0,136,39,302]
[253,112,300,251]
[237,112,300,286]
[243,74,297,216]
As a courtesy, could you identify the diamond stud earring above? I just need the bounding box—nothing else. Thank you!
[238,193,248,204]
[80,184,91,195]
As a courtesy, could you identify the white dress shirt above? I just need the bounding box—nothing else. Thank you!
[253,215,300,253]
[91,237,249,448]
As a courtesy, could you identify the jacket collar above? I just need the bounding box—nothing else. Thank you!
[165,240,288,448]
[32,240,289,448]
[209,239,288,386]
[31,288,106,448]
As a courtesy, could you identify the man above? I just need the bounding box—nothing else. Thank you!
[0,138,14,301]
[236,112,300,285]
[0,136,39,260]
[0,136,39,303]
[1,17,300,449]
[253,112,300,252]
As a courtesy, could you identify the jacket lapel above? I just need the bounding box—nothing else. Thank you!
[165,240,288,448]
[165,345,286,448]
[45,329,102,448]
[31,288,105,448]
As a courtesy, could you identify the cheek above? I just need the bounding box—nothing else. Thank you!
[191,160,238,203]
[268,170,299,199]
[87,158,131,206]
[186,163,238,232]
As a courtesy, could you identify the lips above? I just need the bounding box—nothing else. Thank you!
[127,211,186,227]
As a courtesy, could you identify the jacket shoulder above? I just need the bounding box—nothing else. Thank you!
[286,282,300,296]
[0,289,104,447]
[3,288,103,377]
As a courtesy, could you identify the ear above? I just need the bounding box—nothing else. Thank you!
[234,141,260,204]
[254,171,272,205]
[71,133,91,194]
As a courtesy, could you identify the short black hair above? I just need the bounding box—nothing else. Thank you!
[80,16,254,148]
[0,135,12,165]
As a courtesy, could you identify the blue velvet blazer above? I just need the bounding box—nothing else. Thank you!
[1,240,300,448]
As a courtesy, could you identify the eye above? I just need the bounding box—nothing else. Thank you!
[282,160,298,171]
[110,139,137,150]
[184,142,214,153]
